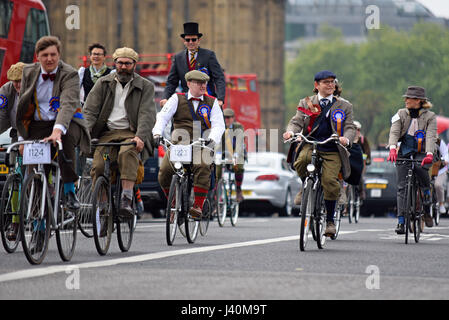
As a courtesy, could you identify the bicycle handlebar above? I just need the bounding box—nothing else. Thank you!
[159,137,215,153]
[91,139,137,147]
[4,140,67,167]
[284,132,340,146]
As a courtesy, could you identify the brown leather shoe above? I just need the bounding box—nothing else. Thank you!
[119,195,134,219]
[189,205,202,220]
[324,222,336,237]
[424,214,433,228]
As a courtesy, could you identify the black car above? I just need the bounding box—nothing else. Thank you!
[139,146,166,218]
[361,150,397,216]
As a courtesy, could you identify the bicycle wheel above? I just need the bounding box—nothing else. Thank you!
[0,174,22,253]
[185,183,199,244]
[348,186,355,224]
[414,189,422,243]
[331,204,342,240]
[92,176,113,255]
[299,181,313,251]
[230,181,239,227]
[117,194,136,252]
[56,183,78,261]
[315,185,327,249]
[431,185,440,226]
[20,172,50,265]
[216,179,227,227]
[200,198,211,236]
[354,192,361,223]
[404,181,412,244]
[77,174,93,238]
[166,175,180,246]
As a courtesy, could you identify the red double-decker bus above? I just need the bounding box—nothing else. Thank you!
[0,0,50,86]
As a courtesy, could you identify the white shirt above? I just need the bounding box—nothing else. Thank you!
[34,66,66,134]
[107,77,131,130]
[152,92,225,144]
[317,93,334,117]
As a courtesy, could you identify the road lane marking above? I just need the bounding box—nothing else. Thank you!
[0,235,299,283]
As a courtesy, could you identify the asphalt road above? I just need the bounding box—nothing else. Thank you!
[1,214,449,302]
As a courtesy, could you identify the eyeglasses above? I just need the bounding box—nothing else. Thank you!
[115,61,134,66]
[320,80,336,85]
[91,53,104,56]
[184,38,198,43]
[191,80,206,85]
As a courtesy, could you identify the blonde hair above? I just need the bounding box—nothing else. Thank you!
[421,100,432,109]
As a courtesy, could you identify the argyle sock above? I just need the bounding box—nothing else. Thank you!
[193,187,208,209]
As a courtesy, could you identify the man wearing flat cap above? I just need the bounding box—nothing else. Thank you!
[216,108,246,203]
[84,47,157,219]
[387,85,437,232]
[283,70,355,237]
[0,62,26,242]
[153,69,225,220]
[160,22,226,108]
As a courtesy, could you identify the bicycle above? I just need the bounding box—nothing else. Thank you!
[161,137,214,245]
[90,139,138,255]
[347,184,361,224]
[15,140,78,265]
[215,153,239,227]
[0,146,23,253]
[396,157,425,244]
[429,175,440,226]
[76,157,93,238]
[285,133,341,251]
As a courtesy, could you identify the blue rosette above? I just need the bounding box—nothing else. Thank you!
[49,96,60,113]
[331,109,346,136]
[0,95,8,109]
[198,103,212,128]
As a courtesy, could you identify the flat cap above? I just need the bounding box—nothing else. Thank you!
[185,70,210,82]
[112,47,139,62]
[7,62,26,81]
[223,108,235,117]
[314,70,336,82]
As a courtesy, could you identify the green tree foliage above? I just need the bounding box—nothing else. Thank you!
[285,23,449,146]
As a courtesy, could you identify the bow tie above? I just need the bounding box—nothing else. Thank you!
[42,73,56,81]
[190,97,201,102]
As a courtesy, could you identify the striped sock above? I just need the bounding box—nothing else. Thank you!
[193,187,208,209]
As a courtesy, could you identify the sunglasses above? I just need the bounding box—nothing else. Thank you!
[184,38,198,43]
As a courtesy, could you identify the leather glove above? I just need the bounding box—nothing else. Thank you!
[387,148,397,162]
[421,153,433,166]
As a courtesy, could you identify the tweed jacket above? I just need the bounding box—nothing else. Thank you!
[388,107,437,155]
[16,60,91,153]
[83,72,156,161]
[286,95,356,179]
[163,47,226,101]
[0,81,18,136]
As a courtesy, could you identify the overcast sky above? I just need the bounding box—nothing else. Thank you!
[418,0,449,18]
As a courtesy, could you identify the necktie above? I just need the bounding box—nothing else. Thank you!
[42,73,56,81]
[320,98,330,108]
[189,51,197,69]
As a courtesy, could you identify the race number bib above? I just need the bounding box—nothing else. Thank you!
[170,145,192,163]
[23,143,51,165]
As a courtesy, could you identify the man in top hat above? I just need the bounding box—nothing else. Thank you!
[153,70,225,220]
[283,70,355,237]
[217,108,246,202]
[387,85,437,232]
[160,22,226,108]
[84,47,156,219]
[16,36,91,211]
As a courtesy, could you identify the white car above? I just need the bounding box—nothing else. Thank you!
[240,152,301,216]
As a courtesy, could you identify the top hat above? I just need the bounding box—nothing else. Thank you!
[181,22,203,38]
[402,86,428,100]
